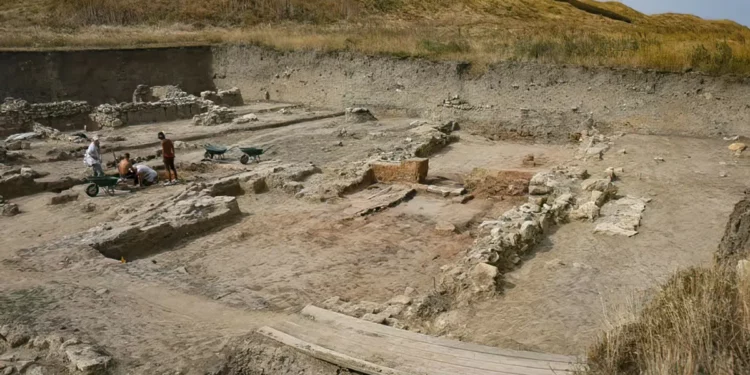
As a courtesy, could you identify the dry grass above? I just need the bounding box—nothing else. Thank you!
[1,0,749,74]
[586,264,750,374]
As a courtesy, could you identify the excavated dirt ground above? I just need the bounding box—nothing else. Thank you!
[2,104,749,373]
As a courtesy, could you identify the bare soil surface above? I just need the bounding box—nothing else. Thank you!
[2,104,748,373]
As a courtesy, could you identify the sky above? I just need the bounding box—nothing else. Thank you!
[619,0,750,26]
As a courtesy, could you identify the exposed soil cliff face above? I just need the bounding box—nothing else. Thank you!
[2,44,750,140]
[212,45,750,140]
[717,192,750,265]
[0,47,215,105]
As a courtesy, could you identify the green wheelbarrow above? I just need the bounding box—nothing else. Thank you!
[239,146,272,164]
[85,176,121,197]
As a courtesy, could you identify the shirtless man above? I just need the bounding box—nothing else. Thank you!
[158,132,178,184]
[118,153,137,185]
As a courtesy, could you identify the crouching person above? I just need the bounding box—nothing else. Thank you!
[135,164,158,187]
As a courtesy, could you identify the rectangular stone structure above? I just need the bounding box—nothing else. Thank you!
[371,158,428,184]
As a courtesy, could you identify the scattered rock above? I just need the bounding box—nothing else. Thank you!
[1,203,20,217]
[64,344,112,373]
[435,221,456,233]
[48,191,79,206]
[617,149,627,155]
[344,108,377,123]
[729,143,747,152]
[594,223,638,237]
[452,194,474,204]
[176,266,189,274]
[2,367,11,375]
[654,156,665,162]
[95,288,109,296]
[720,171,729,178]
[570,202,600,221]
[468,263,498,293]
[80,203,97,213]
[388,295,412,306]
[234,113,259,124]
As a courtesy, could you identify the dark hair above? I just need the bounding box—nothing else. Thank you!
[124,152,130,158]
[158,132,165,139]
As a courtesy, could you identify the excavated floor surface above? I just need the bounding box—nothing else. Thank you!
[1,105,749,373]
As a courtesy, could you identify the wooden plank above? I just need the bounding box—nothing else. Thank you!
[301,305,579,365]
[258,326,413,375]
[274,320,568,375]
[276,320,574,373]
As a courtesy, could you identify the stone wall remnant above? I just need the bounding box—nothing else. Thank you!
[371,158,428,184]
[90,97,206,128]
[0,98,93,135]
[200,87,244,107]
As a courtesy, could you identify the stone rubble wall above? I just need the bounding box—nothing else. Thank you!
[0,98,92,135]
[90,97,208,128]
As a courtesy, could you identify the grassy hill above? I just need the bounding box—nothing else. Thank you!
[1,0,749,74]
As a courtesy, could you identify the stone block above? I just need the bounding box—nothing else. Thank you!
[371,158,428,184]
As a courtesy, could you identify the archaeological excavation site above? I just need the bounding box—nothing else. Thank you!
[2,42,750,375]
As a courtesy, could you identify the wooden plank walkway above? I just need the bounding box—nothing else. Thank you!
[258,305,583,375]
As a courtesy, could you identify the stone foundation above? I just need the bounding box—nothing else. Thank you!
[0,98,93,135]
[371,158,428,184]
[91,98,206,128]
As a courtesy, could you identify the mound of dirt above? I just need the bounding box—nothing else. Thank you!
[462,168,534,198]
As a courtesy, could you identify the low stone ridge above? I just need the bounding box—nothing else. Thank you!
[84,186,242,260]
[371,158,428,184]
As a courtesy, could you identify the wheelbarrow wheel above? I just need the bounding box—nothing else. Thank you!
[240,154,250,164]
[204,151,211,159]
[85,184,99,197]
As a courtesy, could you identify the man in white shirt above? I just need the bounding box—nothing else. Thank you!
[135,164,158,187]
[83,136,104,176]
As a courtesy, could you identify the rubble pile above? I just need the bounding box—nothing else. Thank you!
[133,84,188,102]
[0,194,19,216]
[440,95,474,110]
[0,323,112,374]
[192,105,236,126]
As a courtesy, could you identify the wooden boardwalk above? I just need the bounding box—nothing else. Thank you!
[258,305,582,375]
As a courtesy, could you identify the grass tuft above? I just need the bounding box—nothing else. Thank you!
[586,265,750,375]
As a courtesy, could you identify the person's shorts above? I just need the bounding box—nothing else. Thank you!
[163,157,176,170]
[142,178,156,187]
